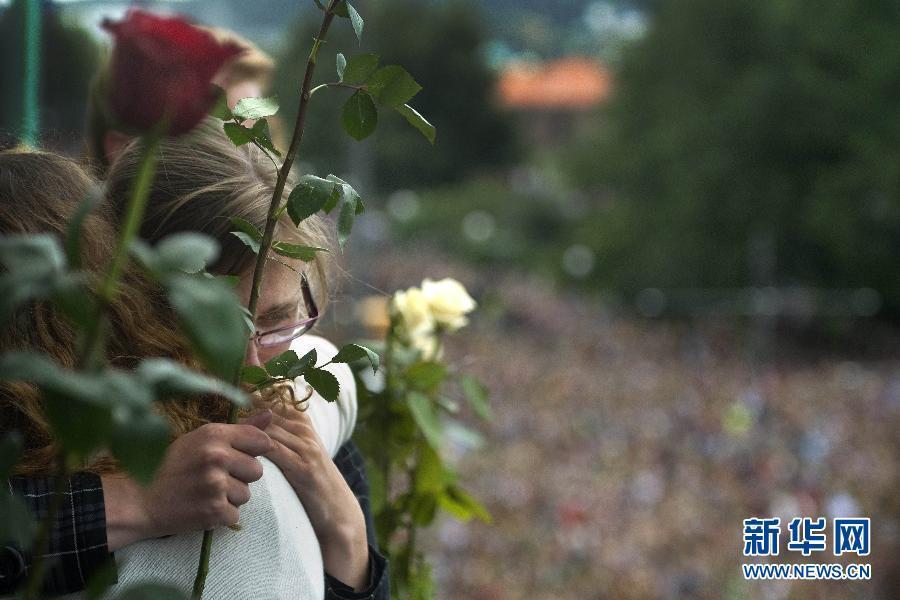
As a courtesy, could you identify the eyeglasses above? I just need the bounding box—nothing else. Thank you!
[250,273,319,348]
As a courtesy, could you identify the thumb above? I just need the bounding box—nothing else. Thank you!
[240,409,273,430]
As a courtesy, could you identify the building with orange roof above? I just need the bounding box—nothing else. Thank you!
[497,57,611,146]
[498,57,612,110]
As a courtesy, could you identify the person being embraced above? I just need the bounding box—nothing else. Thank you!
[0,139,387,597]
[0,148,268,594]
[99,117,383,598]
[4,8,387,598]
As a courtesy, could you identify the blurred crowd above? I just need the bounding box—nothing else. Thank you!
[330,243,900,599]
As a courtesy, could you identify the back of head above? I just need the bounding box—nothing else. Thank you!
[0,148,109,242]
[0,149,220,475]
[105,118,336,314]
[0,149,114,472]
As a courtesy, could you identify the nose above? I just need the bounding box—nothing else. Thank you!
[245,340,262,366]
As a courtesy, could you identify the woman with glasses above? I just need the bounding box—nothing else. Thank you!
[1,147,383,599]
[79,117,389,599]
[3,141,386,599]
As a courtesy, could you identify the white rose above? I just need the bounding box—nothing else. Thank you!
[392,286,435,336]
[420,277,477,332]
[409,327,443,361]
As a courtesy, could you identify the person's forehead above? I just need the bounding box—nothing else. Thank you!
[256,262,304,310]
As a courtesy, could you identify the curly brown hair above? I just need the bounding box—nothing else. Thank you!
[0,148,231,476]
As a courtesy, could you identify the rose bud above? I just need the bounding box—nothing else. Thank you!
[101,10,243,136]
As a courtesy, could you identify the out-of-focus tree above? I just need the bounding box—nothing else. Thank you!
[0,1,101,151]
[567,0,900,316]
[276,0,518,190]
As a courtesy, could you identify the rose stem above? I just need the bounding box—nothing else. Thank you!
[192,3,339,598]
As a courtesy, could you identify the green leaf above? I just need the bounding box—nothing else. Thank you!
[348,3,364,43]
[397,104,436,144]
[461,375,492,420]
[332,0,349,17]
[271,241,329,261]
[368,460,386,514]
[217,274,241,288]
[367,65,422,108]
[341,90,378,141]
[230,217,263,243]
[286,176,339,225]
[0,431,23,479]
[224,120,281,156]
[232,232,260,254]
[439,484,492,524]
[342,53,380,85]
[290,349,318,378]
[44,385,113,457]
[156,233,219,274]
[239,305,255,336]
[406,361,447,394]
[65,189,102,269]
[337,198,355,251]
[0,234,65,276]
[304,368,340,402]
[0,235,76,322]
[84,559,120,600]
[167,276,247,381]
[250,118,282,156]
[223,122,253,146]
[136,359,249,408]
[0,491,36,548]
[407,391,443,450]
[110,401,170,484]
[330,343,379,374]
[336,53,347,80]
[114,583,188,600]
[209,85,233,120]
[242,365,269,385]
[232,96,279,121]
[410,494,437,526]
[50,274,97,329]
[265,350,299,378]
[263,349,316,379]
[0,352,113,456]
[323,175,364,250]
[128,239,157,272]
[414,442,447,494]
[0,273,44,324]
[325,174,364,215]
[322,195,339,215]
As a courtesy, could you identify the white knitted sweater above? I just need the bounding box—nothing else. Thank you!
[65,335,357,600]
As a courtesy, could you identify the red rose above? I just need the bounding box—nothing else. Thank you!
[101,10,243,135]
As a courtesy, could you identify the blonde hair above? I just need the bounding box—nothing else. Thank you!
[105,117,336,316]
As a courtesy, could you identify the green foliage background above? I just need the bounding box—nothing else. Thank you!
[276,0,518,190]
[563,0,900,314]
[0,1,100,151]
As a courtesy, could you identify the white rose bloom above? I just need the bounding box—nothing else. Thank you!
[420,277,477,332]
[409,328,443,361]
[392,286,435,336]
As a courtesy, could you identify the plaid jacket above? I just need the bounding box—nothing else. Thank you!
[2,439,389,599]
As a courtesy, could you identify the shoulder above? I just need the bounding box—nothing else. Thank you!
[300,333,339,356]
